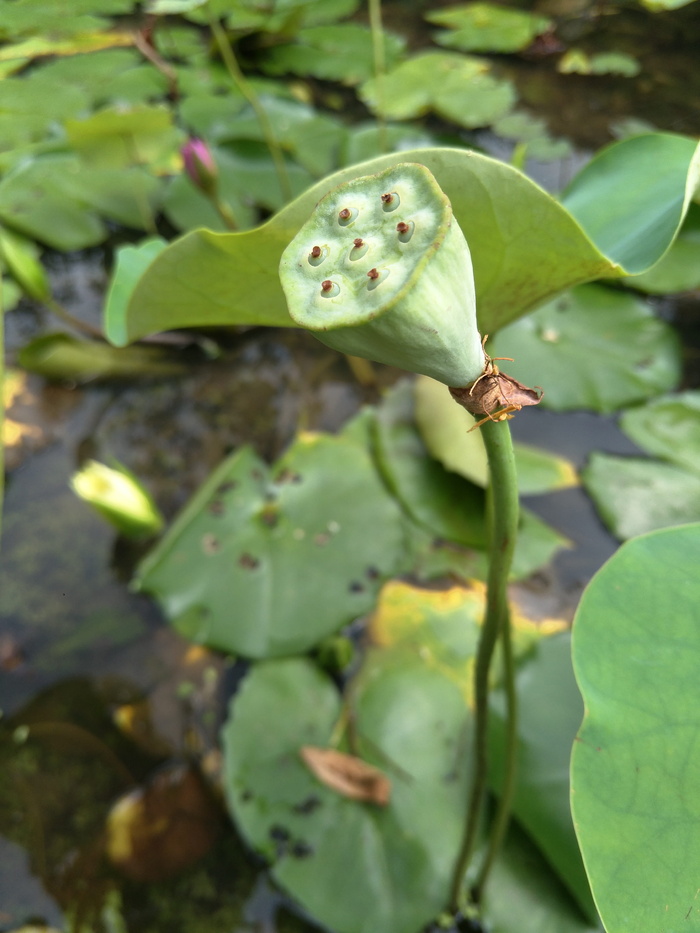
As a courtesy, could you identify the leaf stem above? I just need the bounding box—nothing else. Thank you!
[473,593,518,901]
[45,298,104,339]
[209,17,292,204]
[449,416,519,912]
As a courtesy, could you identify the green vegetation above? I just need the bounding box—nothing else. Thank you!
[2,1,700,931]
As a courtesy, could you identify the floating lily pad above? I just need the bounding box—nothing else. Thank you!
[260,24,406,85]
[619,391,700,474]
[571,523,700,931]
[582,452,700,539]
[136,417,411,658]
[64,105,182,172]
[558,50,640,77]
[359,52,516,128]
[0,156,162,249]
[427,3,552,54]
[222,654,471,933]
[489,285,681,413]
[104,238,169,335]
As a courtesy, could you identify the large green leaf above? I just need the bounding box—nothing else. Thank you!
[107,134,700,350]
[489,285,681,413]
[136,417,410,658]
[582,452,700,539]
[571,523,700,932]
[104,146,614,345]
[222,654,471,933]
[561,133,700,275]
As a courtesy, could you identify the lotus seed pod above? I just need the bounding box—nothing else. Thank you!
[279,163,484,387]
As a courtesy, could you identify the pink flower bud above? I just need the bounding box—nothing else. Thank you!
[181,138,218,196]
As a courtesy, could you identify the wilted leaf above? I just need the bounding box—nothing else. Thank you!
[300,747,390,805]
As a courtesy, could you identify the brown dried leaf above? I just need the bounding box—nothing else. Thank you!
[300,746,391,806]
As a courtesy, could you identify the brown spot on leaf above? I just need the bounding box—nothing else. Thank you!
[238,553,260,570]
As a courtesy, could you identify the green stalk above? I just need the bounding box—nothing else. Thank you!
[473,592,518,901]
[368,0,388,154]
[209,17,292,204]
[449,416,519,912]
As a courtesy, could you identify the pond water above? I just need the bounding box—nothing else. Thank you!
[2,2,700,930]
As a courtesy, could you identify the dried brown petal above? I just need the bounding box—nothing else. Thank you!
[300,746,391,806]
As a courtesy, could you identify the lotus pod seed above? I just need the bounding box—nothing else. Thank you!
[320,280,340,298]
[396,221,414,243]
[279,162,484,387]
[308,245,328,267]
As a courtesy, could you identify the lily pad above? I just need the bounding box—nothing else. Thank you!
[488,285,681,413]
[260,24,406,85]
[619,391,700,474]
[558,50,640,77]
[427,3,552,54]
[222,655,471,933]
[104,238,169,334]
[136,418,411,658]
[359,51,516,128]
[571,523,700,931]
[582,452,700,539]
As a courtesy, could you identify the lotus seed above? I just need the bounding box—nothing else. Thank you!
[353,238,364,248]
[396,220,415,243]
[320,279,340,298]
[367,268,379,280]
[381,192,400,211]
[338,207,358,226]
[311,246,322,257]
[308,244,328,266]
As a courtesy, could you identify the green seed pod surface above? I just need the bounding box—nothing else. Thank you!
[279,163,484,387]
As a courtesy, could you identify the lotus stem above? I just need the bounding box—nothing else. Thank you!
[449,416,519,911]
